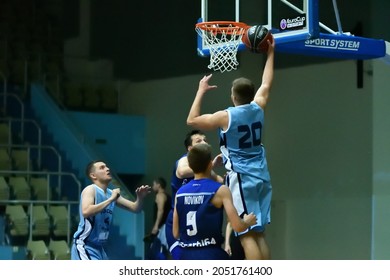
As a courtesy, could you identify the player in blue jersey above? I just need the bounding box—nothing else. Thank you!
[172,143,256,260]
[165,130,223,260]
[71,160,151,260]
[186,39,275,260]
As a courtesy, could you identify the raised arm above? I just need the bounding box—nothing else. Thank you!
[187,74,228,131]
[176,156,194,179]
[253,38,275,109]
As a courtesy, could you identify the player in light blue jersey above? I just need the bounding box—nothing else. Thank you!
[173,143,256,260]
[187,39,275,260]
[71,160,151,260]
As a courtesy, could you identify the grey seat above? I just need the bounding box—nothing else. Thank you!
[30,205,50,239]
[26,239,50,260]
[49,239,70,260]
[5,204,29,238]
[48,205,69,239]
[0,149,12,177]
[8,176,31,201]
[11,149,32,171]
[0,123,10,144]
[30,177,50,201]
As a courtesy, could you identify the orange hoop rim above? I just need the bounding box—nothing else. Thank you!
[195,21,249,35]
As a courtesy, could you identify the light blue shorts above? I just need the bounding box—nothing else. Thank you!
[71,241,108,260]
[226,171,272,235]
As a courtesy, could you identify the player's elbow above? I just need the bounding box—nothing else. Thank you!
[176,169,188,179]
[186,118,196,127]
[132,205,142,213]
[82,209,92,218]
[187,116,204,128]
[230,221,247,233]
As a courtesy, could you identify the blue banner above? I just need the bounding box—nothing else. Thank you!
[275,33,386,60]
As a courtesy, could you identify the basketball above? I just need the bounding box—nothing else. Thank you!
[242,25,273,53]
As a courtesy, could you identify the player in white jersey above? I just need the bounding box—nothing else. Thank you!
[71,160,151,260]
[187,39,275,260]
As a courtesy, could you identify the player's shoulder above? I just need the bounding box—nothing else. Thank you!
[216,184,229,192]
[251,100,265,111]
[176,182,191,194]
[215,184,230,197]
[157,191,168,200]
[83,184,95,192]
[179,153,188,160]
[177,155,188,164]
[174,153,187,166]
[198,178,221,187]
[81,184,96,198]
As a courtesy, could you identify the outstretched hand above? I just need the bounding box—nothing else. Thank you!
[198,74,218,93]
[135,185,152,199]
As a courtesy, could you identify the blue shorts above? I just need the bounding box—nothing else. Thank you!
[179,246,229,260]
[227,171,272,235]
[165,210,182,260]
[71,241,108,260]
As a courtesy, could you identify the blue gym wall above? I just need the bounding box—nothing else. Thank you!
[66,112,145,175]
[30,84,145,182]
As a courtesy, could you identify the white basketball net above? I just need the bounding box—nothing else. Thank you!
[196,23,246,73]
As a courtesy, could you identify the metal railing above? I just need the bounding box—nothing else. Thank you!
[0,169,82,245]
[0,144,62,187]
[0,117,42,160]
[0,72,8,114]
[0,170,82,201]
[0,92,24,124]
[0,199,79,245]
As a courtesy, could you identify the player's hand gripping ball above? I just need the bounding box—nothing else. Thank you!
[242,25,274,53]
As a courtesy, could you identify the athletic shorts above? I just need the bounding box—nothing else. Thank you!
[71,241,108,260]
[226,171,272,235]
[179,246,229,260]
[164,210,182,260]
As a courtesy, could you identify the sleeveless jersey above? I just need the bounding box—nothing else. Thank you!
[153,192,172,228]
[176,178,224,248]
[73,184,116,246]
[169,153,194,209]
[166,153,194,258]
[220,101,270,181]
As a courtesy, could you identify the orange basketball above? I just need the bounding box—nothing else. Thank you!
[242,25,273,53]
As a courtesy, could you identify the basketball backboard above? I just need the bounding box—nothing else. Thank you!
[196,0,389,65]
[197,0,319,57]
